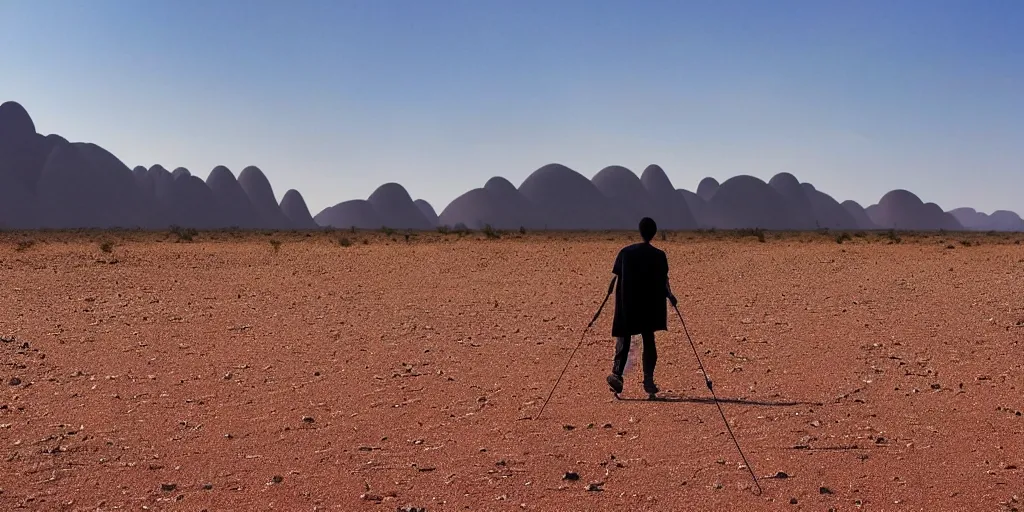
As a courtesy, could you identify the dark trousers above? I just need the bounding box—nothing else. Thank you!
[612,332,657,382]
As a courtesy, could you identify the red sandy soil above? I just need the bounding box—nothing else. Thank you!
[1,230,1023,511]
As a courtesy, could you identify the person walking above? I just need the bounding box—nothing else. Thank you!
[606,217,677,396]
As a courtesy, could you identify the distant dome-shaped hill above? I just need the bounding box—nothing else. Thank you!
[0,170,40,229]
[73,142,160,228]
[518,163,632,230]
[484,176,544,229]
[36,141,158,228]
[414,199,439,227]
[367,183,434,230]
[923,202,963,231]
[801,186,860,230]
[314,199,383,229]
[438,188,510,230]
[172,167,191,179]
[704,175,796,229]
[868,189,962,230]
[592,165,659,226]
[988,210,1024,231]
[0,101,35,144]
[0,103,51,194]
[207,165,262,228]
[132,166,147,180]
[36,141,119,228]
[0,132,49,194]
[696,177,720,201]
[768,173,816,230]
[948,207,988,229]
[639,164,697,230]
[166,175,229,229]
[280,189,318,229]
[841,200,877,229]
[678,189,708,228]
[238,166,291,229]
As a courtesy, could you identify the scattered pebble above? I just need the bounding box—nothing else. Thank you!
[8,378,21,386]
[585,482,603,492]
[302,416,315,423]
[161,483,177,492]
[202,483,213,490]
[790,497,798,504]
[820,486,833,494]
[271,475,284,484]
[562,472,579,481]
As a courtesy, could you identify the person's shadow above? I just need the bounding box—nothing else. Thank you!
[614,394,822,407]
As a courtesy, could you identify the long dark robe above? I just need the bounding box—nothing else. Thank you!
[610,241,670,337]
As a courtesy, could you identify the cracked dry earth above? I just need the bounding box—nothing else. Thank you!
[1,231,1023,511]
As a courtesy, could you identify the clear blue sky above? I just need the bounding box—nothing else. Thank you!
[2,0,1022,216]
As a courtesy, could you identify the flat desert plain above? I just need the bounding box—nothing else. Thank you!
[2,229,1023,512]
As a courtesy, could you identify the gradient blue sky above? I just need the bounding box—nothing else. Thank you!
[2,0,1022,215]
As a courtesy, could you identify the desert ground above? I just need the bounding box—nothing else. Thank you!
[1,228,1022,511]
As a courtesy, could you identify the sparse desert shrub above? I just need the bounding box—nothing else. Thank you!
[381,226,396,236]
[660,231,667,241]
[170,225,198,242]
[482,224,500,239]
[885,229,902,244]
[404,233,410,242]
[350,226,357,234]
[453,223,471,237]
[437,225,450,235]
[946,244,955,249]
[269,239,282,252]
[338,237,352,247]
[853,231,866,238]
[362,239,369,245]
[99,241,114,253]
[519,226,526,235]
[735,228,766,243]
[15,239,34,252]
[960,239,972,247]
[836,232,852,244]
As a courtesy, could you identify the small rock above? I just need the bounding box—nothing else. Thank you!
[820,486,833,494]
[790,497,798,504]
[223,373,233,380]
[202,483,213,490]
[774,471,789,479]
[302,416,315,423]
[931,383,941,390]
[8,378,21,386]
[161,483,177,492]
[585,482,603,492]
[271,475,284,484]
[563,425,575,431]
[360,493,383,502]
[562,472,579,481]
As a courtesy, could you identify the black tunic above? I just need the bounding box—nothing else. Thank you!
[610,242,670,338]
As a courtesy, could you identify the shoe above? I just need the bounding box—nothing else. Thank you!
[643,380,659,395]
[606,374,624,394]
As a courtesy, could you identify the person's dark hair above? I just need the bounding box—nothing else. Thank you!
[639,217,657,242]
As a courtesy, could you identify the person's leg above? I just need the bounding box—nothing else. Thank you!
[641,331,658,393]
[611,336,631,376]
[607,335,631,393]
